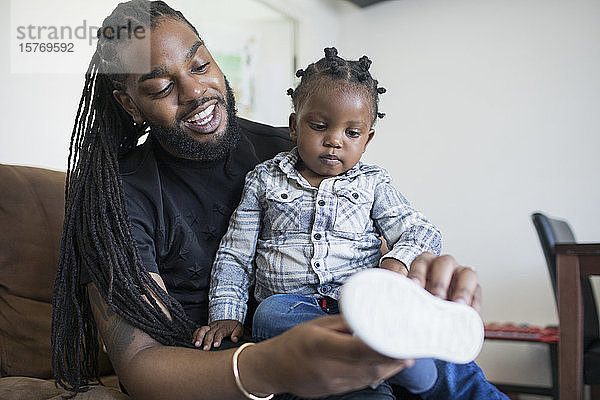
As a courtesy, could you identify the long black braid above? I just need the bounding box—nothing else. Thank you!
[287,47,387,123]
[51,0,200,393]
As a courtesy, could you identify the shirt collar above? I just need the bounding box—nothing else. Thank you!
[276,147,300,176]
[276,147,371,181]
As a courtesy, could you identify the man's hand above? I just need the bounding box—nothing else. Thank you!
[407,252,482,312]
[193,319,243,350]
[260,315,411,397]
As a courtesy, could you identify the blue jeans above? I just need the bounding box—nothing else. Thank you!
[254,294,508,400]
[254,294,436,395]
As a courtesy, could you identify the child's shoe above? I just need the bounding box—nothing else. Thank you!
[339,268,484,364]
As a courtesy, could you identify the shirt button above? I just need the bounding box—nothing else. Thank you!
[352,192,359,199]
[322,285,331,292]
[314,262,320,268]
[314,233,322,240]
[318,200,325,206]
[281,193,288,199]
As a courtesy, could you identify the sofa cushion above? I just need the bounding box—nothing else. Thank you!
[0,377,128,400]
[0,164,65,377]
[0,164,113,378]
[0,165,65,302]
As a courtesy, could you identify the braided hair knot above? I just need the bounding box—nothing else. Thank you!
[358,55,372,71]
[324,47,338,59]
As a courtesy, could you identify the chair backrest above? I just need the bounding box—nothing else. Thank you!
[531,212,599,347]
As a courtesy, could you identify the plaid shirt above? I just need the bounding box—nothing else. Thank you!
[208,148,442,323]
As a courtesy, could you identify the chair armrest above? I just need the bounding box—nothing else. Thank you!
[555,243,600,258]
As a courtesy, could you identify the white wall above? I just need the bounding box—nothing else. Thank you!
[0,0,106,171]
[337,0,600,389]
[260,0,345,68]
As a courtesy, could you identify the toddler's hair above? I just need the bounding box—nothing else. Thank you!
[287,47,387,123]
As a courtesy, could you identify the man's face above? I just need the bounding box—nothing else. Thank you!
[115,17,236,160]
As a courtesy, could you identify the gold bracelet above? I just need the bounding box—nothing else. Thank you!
[232,343,274,400]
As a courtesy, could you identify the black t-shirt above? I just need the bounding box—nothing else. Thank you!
[118,118,293,325]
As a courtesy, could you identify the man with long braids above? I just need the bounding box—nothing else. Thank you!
[52,1,500,399]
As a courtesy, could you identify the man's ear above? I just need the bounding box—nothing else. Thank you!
[288,113,298,142]
[112,90,143,124]
[363,129,375,152]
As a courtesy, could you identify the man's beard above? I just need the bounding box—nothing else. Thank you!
[148,78,240,162]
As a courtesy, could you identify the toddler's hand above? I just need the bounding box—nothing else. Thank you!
[193,319,243,350]
[380,258,408,276]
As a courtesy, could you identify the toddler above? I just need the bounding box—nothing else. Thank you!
[196,47,464,396]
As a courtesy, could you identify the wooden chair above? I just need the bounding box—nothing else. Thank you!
[533,212,600,399]
[556,243,600,399]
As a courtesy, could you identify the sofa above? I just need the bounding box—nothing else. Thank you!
[0,163,128,399]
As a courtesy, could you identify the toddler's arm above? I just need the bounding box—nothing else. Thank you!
[208,169,265,325]
[371,171,442,271]
[380,258,408,276]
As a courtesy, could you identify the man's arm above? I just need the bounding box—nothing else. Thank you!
[88,283,408,399]
[88,282,254,399]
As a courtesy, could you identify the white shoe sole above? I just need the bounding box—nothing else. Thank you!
[339,268,484,364]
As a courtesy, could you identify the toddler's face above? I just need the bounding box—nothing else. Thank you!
[289,84,374,181]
